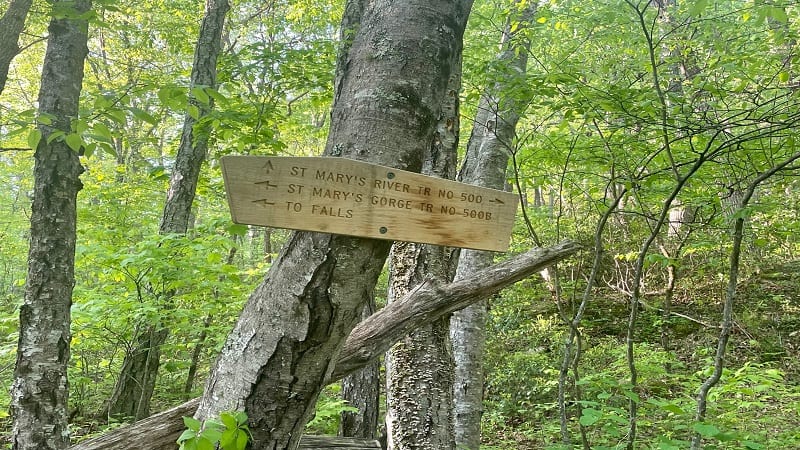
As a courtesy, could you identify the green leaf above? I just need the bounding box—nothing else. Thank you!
[27,129,42,149]
[188,104,200,120]
[92,122,114,142]
[183,416,202,431]
[197,437,215,450]
[74,120,89,134]
[220,430,236,450]
[205,88,227,103]
[661,403,685,415]
[689,0,708,16]
[692,422,720,438]
[765,6,788,23]
[130,107,158,125]
[65,133,83,152]
[180,439,198,450]
[579,408,602,426]
[226,223,249,236]
[177,428,196,443]
[743,441,764,449]
[107,109,127,125]
[46,130,65,144]
[191,86,210,105]
[220,411,238,430]
[199,427,223,443]
[83,142,97,158]
[236,431,248,450]
[779,71,790,83]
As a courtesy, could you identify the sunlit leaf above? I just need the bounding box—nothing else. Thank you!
[27,129,42,150]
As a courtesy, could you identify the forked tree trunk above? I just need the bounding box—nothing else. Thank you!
[450,3,535,448]
[194,2,472,449]
[0,0,32,95]
[11,1,91,449]
[384,49,461,450]
[106,0,230,421]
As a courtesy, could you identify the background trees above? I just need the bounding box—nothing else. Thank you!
[1,0,799,449]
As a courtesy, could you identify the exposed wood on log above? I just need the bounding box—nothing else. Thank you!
[67,240,579,450]
[69,399,198,450]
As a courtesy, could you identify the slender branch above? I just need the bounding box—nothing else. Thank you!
[0,147,33,152]
[559,184,625,448]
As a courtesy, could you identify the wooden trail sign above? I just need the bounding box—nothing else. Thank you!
[221,156,518,251]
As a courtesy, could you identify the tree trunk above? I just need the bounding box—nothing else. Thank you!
[67,241,580,450]
[384,46,461,450]
[106,0,230,420]
[10,1,91,449]
[195,1,472,449]
[339,298,380,439]
[184,315,213,398]
[0,0,32,95]
[450,4,535,448]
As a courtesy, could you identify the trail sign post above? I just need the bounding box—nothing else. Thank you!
[221,156,518,251]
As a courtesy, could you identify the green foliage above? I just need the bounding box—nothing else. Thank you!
[177,411,250,450]
[305,385,359,435]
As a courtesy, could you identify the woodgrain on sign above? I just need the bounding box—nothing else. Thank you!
[220,156,518,251]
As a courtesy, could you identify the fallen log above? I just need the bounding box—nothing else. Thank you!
[68,240,580,450]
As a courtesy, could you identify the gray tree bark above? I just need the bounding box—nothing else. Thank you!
[10,1,91,449]
[0,0,32,95]
[106,0,230,421]
[450,4,535,449]
[194,1,472,449]
[384,49,462,450]
[67,241,580,450]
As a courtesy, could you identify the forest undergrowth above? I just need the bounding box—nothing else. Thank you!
[481,260,800,449]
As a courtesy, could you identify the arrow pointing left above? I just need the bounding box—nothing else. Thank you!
[254,180,278,189]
